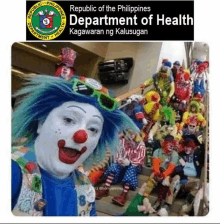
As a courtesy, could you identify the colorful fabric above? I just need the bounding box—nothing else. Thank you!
[153,148,179,170]
[177,150,202,178]
[175,81,192,102]
[115,139,146,166]
[104,163,141,190]
[193,78,206,96]
[122,103,145,129]
[144,173,157,197]
[12,160,96,216]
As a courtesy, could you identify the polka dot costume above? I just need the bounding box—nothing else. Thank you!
[105,163,141,190]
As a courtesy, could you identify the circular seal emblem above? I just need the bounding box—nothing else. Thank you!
[27,1,66,40]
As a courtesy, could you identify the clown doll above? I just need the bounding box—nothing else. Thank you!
[157,135,203,216]
[55,47,77,81]
[162,59,169,64]
[12,75,138,216]
[181,100,206,130]
[95,130,146,207]
[124,135,179,216]
[193,63,208,99]
[170,69,192,121]
[181,116,203,144]
[140,61,175,106]
[190,59,203,80]
[190,59,197,75]
[146,106,180,167]
[120,94,147,130]
[141,91,161,140]
[193,93,206,115]
[171,61,181,81]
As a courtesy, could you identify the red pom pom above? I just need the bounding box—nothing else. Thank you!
[25,162,37,174]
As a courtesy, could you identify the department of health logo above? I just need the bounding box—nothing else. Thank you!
[27,1,66,40]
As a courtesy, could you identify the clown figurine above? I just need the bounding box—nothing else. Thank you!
[124,135,179,216]
[157,135,203,216]
[55,47,77,81]
[193,63,208,99]
[181,116,203,144]
[141,91,161,141]
[120,95,147,130]
[170,69,192,120]
[148,106,178,143]
[146,106,179,167]
[181,100,206,130]
[171,61,181,81]
[193,93,206,115]
[12,75,138,216]
[140,62,174,106]
[95,130,146,207]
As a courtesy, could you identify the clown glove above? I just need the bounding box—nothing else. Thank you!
[148,137,154,144]
[162,176,171,186]
[137,198,156,214]
[121,158,130,167]
[142,118,148,125]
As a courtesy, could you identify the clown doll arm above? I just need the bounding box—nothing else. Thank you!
[168,82,175,101]
[148,122,159,141]
[162,163,176,178]
[142,78,154,88]
[152,158,161,174]
[134,105,148,126]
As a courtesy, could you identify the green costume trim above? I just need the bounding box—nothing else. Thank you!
[124,194,149,216]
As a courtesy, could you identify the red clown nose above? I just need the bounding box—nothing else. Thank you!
[73,130,88,143]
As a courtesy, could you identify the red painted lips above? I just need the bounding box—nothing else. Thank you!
[58,140,87,164]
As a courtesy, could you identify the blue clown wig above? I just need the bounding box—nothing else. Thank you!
[12,75,138,167]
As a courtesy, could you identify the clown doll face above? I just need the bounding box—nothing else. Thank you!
[35,101,104,178]
[203,61,209,71]
[190,105,197,113]
[184,145,194,155]
[61,66,72,80]
[163,141,175,154]
[188,122,197,133]
[198,64,206,74]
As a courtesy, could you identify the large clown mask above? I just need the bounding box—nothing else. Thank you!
[35,101,104,179]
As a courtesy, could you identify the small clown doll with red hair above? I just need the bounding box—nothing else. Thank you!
[55,47,77,81]
[170,68,192,120]
[193,62,208,99]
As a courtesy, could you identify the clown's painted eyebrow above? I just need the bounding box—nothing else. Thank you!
[67,105,86,113]
[92,115,103,122]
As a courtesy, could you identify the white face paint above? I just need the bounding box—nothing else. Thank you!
[35,101,104,179]
[188,124,197,133]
